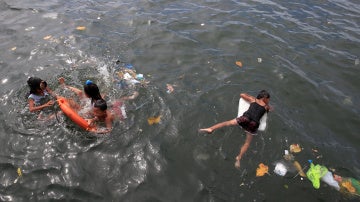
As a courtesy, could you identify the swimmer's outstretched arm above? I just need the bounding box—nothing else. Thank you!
[58,77,83,97]
[240,93,255,102]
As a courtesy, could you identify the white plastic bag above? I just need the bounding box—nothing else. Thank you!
[321,171,340,190]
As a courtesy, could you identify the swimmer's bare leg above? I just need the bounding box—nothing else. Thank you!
[235,132,253,169]
[199,119,237,134]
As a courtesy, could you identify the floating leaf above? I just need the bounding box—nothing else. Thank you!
[235,61,243,67]
[293,161,306,177]
[290,144,302,153]
[147,116,161,125]
[43,35,52,40]
[76,26,86,31]
[256,163,269,177]
[17,168,22,177]
[341,181,356,193]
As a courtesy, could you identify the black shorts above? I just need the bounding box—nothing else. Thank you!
[236,116,259,134]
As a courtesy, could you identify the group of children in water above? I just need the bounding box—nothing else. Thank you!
[27,76,138,134]
[27,76,359,196]
[27,76,270,167]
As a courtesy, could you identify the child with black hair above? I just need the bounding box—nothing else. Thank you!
[200,90,272,169]
[58,77,103,106]
[87,91,139,134]
[87,99,114,134]
[27,77,55,112]
[58,77,139,134]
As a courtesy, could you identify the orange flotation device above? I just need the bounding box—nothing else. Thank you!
[57,96,96,132]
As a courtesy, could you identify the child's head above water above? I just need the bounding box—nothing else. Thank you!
[27,77,47,94]
[256,90,270,99]
[94,99,107,111]
[256,90,270,105]
[83,80,102,102]
[92,99,108,118]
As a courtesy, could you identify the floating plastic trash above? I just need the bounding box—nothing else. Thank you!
[321,171,340,190]
[113,61,147,90]
[136,74,144,80]
[125,64,133,69]
[274,162,287,176]
[306,162,328,189]
[283,150,294,161]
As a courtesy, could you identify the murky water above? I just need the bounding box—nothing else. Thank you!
[0,0,359,201]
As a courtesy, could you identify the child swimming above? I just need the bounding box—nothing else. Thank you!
[200,90,272,169]
[87,91,139,133]
[27,77,54,112]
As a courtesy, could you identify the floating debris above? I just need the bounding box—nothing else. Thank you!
[293,161,306,177]
[274,162,288,176]
[147,115,161,125]
[235,61,243,68]
[290,144,302,153]
[25,26,35,31]
[283,151,295,161]
[43,35,52,40]
[17,168,22,177]
[256,163,269,177]
[166,84,174,94]
[76,26,86,31]
[113,62,148,89]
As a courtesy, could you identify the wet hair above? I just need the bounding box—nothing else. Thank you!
[256,90,270,99]
[27,77,45,94]
[93,99,107,111]
[83,82,102,103]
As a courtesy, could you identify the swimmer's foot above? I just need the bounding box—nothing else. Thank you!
[199,128,213,134]
[234,156,241,169]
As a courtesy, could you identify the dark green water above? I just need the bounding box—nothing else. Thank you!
[0,0,359,201]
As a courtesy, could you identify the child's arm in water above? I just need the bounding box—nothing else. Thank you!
[58,77,84,98]
[88,111,113,134]
[28,99,54,112]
